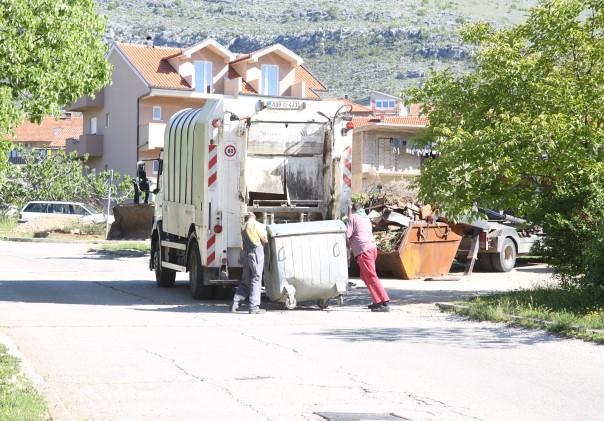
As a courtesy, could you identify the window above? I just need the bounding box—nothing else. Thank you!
[50,204,70,214]
[24,203,48,213]
[152,160,160,175]
[105,113,110,127]
[375,99,396,109]
[260,64,279,96]
[194,60,212,93]
[74,205,90,216]
[152,106,162,121]
[89,117,97,134]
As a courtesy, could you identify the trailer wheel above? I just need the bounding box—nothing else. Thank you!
[317,299,330,310]
[189,242,214,300]
[153,239,175,287]
[491,238,517,272]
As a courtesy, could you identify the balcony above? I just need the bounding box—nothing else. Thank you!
[66,134,103,157]
[67,91,104,112]
[139,122,166,151]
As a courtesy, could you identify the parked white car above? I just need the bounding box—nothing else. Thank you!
[19,201,113,224]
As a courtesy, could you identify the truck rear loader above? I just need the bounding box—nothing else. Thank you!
[149,97,353,299]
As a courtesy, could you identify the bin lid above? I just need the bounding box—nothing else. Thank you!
[267,220,346,238]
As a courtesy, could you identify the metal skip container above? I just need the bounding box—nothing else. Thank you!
[264,220,349,310]
[376,222,462,279]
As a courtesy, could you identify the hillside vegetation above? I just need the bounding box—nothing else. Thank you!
[99,0,537,99]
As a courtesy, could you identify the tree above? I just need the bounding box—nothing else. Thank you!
[0,149,133,211]
[0,0,111,173]
[408,0,604,286]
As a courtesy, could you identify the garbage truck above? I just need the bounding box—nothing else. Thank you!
[149,97,354,301]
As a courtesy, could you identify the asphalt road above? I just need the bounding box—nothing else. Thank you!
[0,241,602,421]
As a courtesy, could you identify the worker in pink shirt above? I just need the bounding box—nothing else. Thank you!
[346,203,391,312]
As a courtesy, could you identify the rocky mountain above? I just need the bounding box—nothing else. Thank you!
[99,0,537,100]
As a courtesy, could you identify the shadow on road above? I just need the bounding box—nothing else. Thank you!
[344,285,490,307]
[299,325,562,349]
[0,278,494,309]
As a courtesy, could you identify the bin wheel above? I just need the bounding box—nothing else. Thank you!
[284,295,297,310]
[337,295,344,306]
[318,299,330,310]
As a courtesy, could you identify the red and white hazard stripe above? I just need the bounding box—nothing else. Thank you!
[208,144,217,190]
[207,234,216,265]
[342,146,352,190]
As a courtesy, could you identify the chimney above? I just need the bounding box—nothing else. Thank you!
[146,35,154,48]
[344,94,349,100]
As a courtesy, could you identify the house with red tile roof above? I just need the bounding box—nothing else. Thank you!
[67,39,327,177]
[358,90,409,116]
[6,113,82,164]
[349,114,429,195]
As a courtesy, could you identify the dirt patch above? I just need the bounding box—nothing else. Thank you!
[15,216,105,240]
[16,216,79,234]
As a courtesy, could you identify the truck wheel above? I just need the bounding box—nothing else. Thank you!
[189,242,214,300]
[491,238,517,272]
[153,240,175,287]
[476,255,494,272]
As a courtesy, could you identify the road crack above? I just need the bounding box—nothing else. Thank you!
[93,281,158,304]
[240,332,301,355]
[144,349,206,383]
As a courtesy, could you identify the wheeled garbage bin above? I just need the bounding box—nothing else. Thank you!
[264,220,349,310]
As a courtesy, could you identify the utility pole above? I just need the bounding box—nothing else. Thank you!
[105,169,114,240]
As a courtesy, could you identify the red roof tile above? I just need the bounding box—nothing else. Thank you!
[116,42,327,99]
[8,115,83,148]
[295,65,326,99]
[352,115,429,129]
[117,43,189,90]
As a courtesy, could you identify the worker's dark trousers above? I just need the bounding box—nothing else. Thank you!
[233,245,264,309]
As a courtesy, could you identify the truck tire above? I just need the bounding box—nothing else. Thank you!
[189,241,214,300]
[491,238,517,272]
[153,239,176,287]
[476,255,494,272]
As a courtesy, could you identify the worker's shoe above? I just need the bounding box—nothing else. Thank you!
[231,302,239,313]
[371,302,391,312]
[368,301,390,310]
[249,308,266,314]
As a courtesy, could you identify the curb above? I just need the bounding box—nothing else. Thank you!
[0,331,75,421]
[435,302,604,336]
[0,236,148,245]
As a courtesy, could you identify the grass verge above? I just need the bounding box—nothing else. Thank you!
[0,216,18,236]
[89,241,150,257]
[0,344,48,420]
[445,286,604,344]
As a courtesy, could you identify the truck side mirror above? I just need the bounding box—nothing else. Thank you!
[157,159,163,176]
